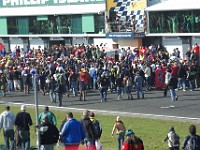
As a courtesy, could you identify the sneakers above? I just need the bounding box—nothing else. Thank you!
[183,89,186,92]
[176,96,178,101]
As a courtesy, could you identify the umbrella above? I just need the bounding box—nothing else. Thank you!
[0,43,5,51]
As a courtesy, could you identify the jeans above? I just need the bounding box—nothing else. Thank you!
[169,89,177,101]
[125,86,132,94]
[136,85,144,98]
[189,79,195,90]
[19,130,30,150]
[3,129,14,150]
[55,93,63,107]
[178,78,186,90]
[84,138,95,150]
[71,81,77,96]
[40,144,54,150]
[49,89,56,103]
[1,89,6,97]
[145,76,151,89]
[116,134,124,150]
[117,86,123,96]
[7,80,14,92]
[100,87,107,101]
[93,78,97,89]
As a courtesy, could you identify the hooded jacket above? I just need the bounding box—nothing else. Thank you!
[0,110,15,131]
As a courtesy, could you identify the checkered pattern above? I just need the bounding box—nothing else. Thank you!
[113,0,145,28]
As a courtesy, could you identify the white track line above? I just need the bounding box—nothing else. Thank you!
[1,101,200,122]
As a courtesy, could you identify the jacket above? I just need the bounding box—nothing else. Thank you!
[15,111,32,131]
[38,111,57,126]
[80,115,95,139]
[60,118,85,145]
[40,122,59,145]
[122,137,144,150]
[168,76,178,89]
[0,110,15,131]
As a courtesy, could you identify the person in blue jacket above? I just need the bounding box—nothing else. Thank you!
[59,112,85,150]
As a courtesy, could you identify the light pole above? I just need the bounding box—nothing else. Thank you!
[34,75,40,149]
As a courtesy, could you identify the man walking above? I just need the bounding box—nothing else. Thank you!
[0,106,15,150]
[182,125,200,150]
[163,127,180,150]
[38,115,59,150]
[59,112,85,150]
[38,106,57,126]
[15,105,32,150]
[80,110,96,150]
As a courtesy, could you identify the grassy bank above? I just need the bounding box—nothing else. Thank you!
[0,104,199,150]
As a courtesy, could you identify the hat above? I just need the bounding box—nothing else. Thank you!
[125,129,134,136]
[169,127,175,132]
[21,105,26,111]
[83,109,90,116]
[116,116,120,121]
[89,112,95,117]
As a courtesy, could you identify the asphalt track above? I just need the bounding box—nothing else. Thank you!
[0,88,200,122]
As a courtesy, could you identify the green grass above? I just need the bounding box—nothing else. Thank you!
[0,104,199,150]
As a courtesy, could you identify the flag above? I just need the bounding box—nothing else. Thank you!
[0,43,5,51]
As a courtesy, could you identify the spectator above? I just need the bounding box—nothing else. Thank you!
[168,74,178,101]
[122,129,144,150]
[38,115,59,150]
[134,71,144,99]
[163,127,180,150]
[59,112,85,150]
[0,106,15,150]
[38,106,57,126]
[89,112,102,140]
[111,116,126,150]
[80,110,96,150]
[15,105,33,150]
[182,125,200,150]
[164,69,172,97]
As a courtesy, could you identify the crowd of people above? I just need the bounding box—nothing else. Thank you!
[0,105,200,150]
[0,43,199,105]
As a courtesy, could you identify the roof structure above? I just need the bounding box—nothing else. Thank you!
[145,0,200,11]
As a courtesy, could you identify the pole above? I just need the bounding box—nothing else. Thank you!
[34,75,40,149]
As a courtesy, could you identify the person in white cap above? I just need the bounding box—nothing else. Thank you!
[111,116,126,150]
[15,105,32,150]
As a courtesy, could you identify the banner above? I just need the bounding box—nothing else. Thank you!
[155,68,165,89]
[0,0,104,7]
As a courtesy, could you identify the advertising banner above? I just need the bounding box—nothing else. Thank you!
[0,0,104,7]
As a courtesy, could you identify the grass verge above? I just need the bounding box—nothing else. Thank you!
[0,104,199,150]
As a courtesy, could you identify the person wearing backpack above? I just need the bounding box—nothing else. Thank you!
[163,127,180,150]
[89,112,102,150]
[182,125,200,150]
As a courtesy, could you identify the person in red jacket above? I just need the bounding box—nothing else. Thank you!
[122,129,144,150]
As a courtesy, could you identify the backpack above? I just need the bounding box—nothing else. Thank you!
[185,135,200,150]
[92,120,102,139]
[170,132,180,147]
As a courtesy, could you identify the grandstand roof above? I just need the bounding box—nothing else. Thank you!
[0,4,105,17]
[145,0,200,11]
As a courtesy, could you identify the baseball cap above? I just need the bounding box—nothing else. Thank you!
[125,129,134,136]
